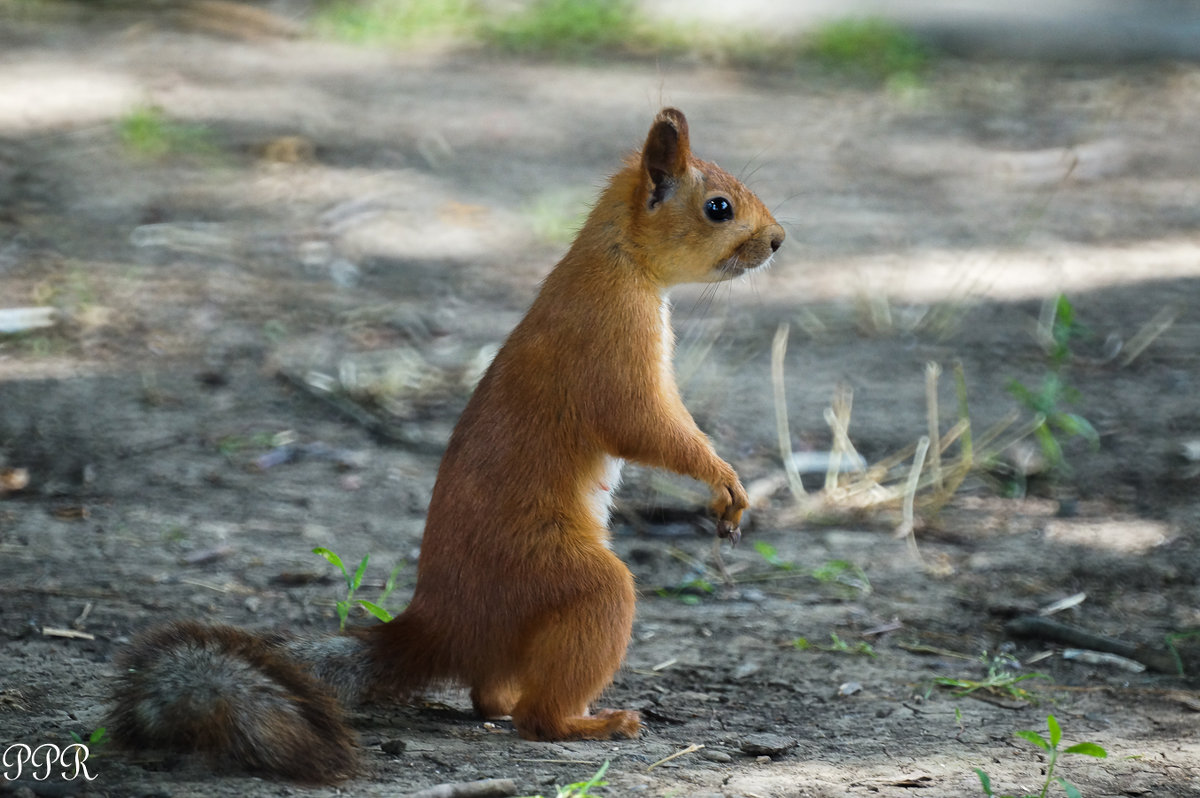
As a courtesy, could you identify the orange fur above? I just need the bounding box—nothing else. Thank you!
[109,108,783,781]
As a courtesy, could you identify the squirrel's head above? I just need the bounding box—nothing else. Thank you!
[623,108,785,288]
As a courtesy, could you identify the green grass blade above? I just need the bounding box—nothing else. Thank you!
[351,553,370,591]
[380,563,404,604]
[335,601,350,632]
[1064,742,1107,758]
[1058,777,1083,798]
[974,768,994,796]
[312,546,346,574]
[357,600,393,623]
[1047,714,1062,748]
[1015,730,1051,751]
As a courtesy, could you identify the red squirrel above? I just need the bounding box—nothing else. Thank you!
[109,108,784,784]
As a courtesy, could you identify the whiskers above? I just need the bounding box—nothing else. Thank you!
[687,277,730,323]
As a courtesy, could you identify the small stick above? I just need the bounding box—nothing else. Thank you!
[72,601,94,629]
[404,779,517,798]
[1039,592,1086,616]
[42,627,95,641]
[647,743,704,771]
[771,324,806,499]
[1005,615,1179,675]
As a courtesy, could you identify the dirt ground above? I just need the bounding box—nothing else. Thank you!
[2,5,1200,798]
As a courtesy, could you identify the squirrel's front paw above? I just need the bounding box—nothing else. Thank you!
[711,480,748,544]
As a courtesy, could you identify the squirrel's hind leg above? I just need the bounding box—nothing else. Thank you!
[509,552,640,741]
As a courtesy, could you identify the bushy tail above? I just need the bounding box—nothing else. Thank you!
[108,621,368,784]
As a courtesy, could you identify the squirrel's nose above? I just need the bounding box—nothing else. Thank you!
[767,224,785,252]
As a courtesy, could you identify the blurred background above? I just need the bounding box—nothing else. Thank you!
[2,2,1200,794]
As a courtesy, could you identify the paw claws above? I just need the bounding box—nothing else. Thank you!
[716,519,741,546]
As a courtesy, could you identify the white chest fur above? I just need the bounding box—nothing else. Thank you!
[586,297,670,533]
[659,295,674,377]
[588,456,625,532]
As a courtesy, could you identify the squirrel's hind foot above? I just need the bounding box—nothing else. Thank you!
[513,708,641,741]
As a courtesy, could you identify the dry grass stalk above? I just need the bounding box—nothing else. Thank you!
[898,435,930,564]
[1119,303,1180,367]
[773,355,1023,539]
[925,361,943,492]
[824,384,856,492]
[771,323,807,499]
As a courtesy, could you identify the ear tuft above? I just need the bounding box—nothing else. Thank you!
[642,108,691,209]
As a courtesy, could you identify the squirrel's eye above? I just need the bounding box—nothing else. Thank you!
[704,196,734,222]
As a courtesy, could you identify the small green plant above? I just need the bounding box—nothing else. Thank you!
[216,430,278,458]
[484,0,645,58]
[313,547,404,631]
[519,760,609,798]
[1165,630,1196,676]
[1006,375,1100,471]
[68,726,108,750]
[753,541,794,571]
[656,576,713,606]
[934,652,1047,703]
[312,0,480,45]
[975,715,1107,798]
[793,631,876,658]
[1042,292,1086,366]
[1006,294,1099,473]
[116,105,218,159]
[811,559,871,595]
[806,17,930,84]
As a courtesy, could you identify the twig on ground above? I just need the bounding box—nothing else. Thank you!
[42,627,95,641]
[647,743,704,770]
[403,777,518,798]
[1005,615,1179,674]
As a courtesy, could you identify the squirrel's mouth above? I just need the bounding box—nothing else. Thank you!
[717,232,780,279]
[718,249,775,279]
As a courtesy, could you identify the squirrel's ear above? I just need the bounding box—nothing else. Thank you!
[642,108,691,209]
